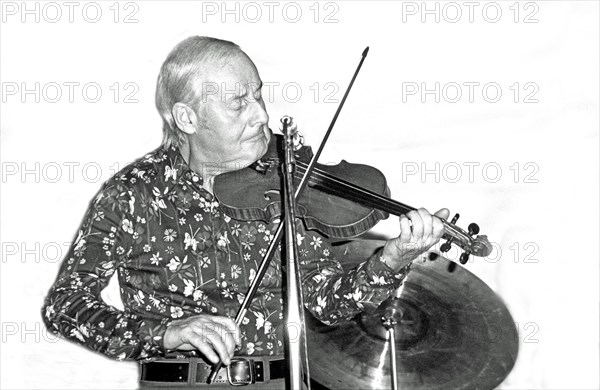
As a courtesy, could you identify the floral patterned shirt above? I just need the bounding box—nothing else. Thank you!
[41,144,410,361]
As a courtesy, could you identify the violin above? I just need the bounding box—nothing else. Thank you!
[214,127,492,263]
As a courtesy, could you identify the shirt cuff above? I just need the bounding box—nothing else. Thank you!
[137,316,173,361]
[364,247,411,287]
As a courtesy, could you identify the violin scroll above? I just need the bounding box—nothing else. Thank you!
[440,217,492,260]
[471,235,492,257]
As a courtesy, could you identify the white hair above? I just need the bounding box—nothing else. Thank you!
[155,36,241,148]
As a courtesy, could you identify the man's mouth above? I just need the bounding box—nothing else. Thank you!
[247,127,270,142]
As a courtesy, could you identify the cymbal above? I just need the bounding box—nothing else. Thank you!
[306,253,518,390]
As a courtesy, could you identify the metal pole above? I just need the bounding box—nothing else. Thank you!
[281,117,310,390]
[382,305,399,390]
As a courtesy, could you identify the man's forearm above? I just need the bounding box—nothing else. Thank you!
[42,271,170,360]
[302,245,410,326]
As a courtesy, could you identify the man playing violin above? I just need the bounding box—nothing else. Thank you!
[42,36,449,388]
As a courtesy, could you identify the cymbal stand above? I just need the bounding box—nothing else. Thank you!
[382,306,398,390]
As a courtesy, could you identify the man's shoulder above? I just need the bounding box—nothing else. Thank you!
[102,145,171,193]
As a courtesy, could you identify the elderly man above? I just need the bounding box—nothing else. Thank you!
[42,36,448,388]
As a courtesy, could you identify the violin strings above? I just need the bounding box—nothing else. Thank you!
[295,164,410,215]
[291,162,466,244]
[294,162,414,216]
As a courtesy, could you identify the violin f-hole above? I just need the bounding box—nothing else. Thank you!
[264,189,279,201]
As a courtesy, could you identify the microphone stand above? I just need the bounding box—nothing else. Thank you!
[281,117,311,390]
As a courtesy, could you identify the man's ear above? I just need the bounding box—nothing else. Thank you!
[172,103,198,135]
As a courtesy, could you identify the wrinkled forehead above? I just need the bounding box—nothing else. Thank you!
[198,52,262,97]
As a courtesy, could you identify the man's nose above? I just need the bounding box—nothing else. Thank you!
[249,99,269,127]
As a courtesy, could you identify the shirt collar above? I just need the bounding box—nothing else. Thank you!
[157,144,204,191]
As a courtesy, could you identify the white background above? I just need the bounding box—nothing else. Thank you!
[1,1,598,389]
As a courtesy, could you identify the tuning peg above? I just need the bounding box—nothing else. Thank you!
[459,251,470,264]
[440,213,460,253]
[440,242,452,253]
[448,261,457,273]
[468,223,480,236]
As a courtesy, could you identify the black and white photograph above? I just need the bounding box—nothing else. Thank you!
[1,1,598,389]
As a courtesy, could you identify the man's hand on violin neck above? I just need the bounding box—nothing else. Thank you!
[163,314,241,366]
[382,208,450,271]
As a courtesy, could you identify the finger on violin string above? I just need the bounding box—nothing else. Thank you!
[407,210,424,239]
[399,214,412,243]
[416,208,434,241]
[432,222,444,242]
[432,213,446,240]
[431,208,449,242]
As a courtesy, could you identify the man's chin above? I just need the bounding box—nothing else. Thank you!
[253,139,269,162]
[234,142,268,171]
